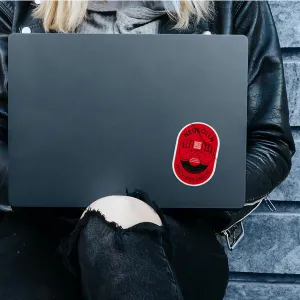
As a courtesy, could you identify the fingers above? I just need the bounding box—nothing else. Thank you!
[202,142,214,154]
[180,140,214,154]
[180,139,194,149]
[179,140,215,164]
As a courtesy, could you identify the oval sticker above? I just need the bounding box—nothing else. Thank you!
[172,122,220,186]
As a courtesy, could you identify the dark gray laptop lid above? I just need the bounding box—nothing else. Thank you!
[8,34,248,209]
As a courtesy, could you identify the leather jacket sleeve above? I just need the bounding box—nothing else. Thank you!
[0,1,11,205]
[233,1,295,203]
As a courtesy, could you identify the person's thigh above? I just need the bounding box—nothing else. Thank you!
[0,211,82,300]
[165,215,229,300]
[61,194,228,300]
[63,196,184,300]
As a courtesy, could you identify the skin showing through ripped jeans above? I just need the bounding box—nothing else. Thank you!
[81,195,163,229]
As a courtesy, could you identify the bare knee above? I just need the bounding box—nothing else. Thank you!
[82,196,162,229]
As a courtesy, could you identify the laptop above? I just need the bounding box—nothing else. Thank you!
[8,34,248,209]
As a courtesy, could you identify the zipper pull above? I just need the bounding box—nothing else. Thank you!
[223,222,245,251]
[0,205,13,212]
[265,196,276,212]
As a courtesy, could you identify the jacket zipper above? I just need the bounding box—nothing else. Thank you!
[221,193,278,235]
[243,193,269,206]
[220,195,268,235]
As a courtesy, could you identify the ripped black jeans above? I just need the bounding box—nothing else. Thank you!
[60,191,229,300]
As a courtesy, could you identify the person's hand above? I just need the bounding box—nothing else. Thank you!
[179,139,214,165]
[179,139,196,161]
[199,142,214,165]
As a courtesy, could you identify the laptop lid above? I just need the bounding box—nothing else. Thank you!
[8,34,248,209]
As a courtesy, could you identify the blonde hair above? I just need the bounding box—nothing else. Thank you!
[33,1,213,33]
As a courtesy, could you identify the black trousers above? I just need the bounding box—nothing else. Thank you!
[60,192,229,300]
[0,195,229,300]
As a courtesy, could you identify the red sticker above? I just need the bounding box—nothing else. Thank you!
[172,123,220,186]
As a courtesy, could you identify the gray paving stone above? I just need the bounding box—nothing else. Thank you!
[284,60,300,126]
[270,128,300,201]
[225,212,300,274]
[225,281,300,300]
[270,1,300,48]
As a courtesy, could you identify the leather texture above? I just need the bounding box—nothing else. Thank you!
[0,1,295,214]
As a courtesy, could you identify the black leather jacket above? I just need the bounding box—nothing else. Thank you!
[0,1,295,208]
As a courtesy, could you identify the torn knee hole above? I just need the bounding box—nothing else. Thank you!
[81,195,162,229]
